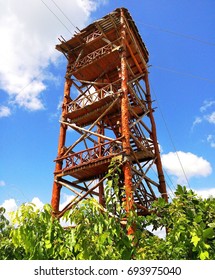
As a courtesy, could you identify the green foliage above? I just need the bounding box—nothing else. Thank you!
[144,186,215,260]
[0,204,75,259]
[0,185,215,260]
[0,207,15,259]
[63,199,132,259]
[104,156,125,217]
[0,207,9,235]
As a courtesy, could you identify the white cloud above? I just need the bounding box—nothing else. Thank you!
[161,151,212,182]
[207,134,215,148]
[191,116,202,129]
[0,180,6,187]
[0,0,107,112]
[192,100,215,130]
[31,197,44,209]
[192,99,215,147]
[1,198,18,213]
[0,197,45,212]
[206,112,215,124]
[0,106,11,118]
[59,193,76,227]
[59,193,75,211]
[0,197,44,223]
[195,188,215,199]
[200,100,215,112]
[147,225,166,239]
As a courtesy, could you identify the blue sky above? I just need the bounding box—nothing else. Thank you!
[1,0,215,212]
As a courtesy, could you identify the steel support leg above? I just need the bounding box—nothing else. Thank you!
[51,78,72,214]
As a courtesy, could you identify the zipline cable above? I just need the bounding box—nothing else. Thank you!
[40,0,73,35]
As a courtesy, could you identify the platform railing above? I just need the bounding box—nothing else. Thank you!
[57,139,122,172]
[67,80,121,112]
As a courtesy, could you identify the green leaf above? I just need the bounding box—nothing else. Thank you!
[99,232,109,244]
[194,215,202,223]
[94,224,98,232]
[175,185,184,195]
[107,180,113,189]
[199,251,209,260]
[203,228,214,239]
[99,223,103,234]
[45,240,52,249]
[191,235,200,247]
[208,222,215,228]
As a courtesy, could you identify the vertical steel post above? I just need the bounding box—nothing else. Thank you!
[98,121,105,206]
[144,73,168,202]
[51,78,72,214]
[120,9,134,234]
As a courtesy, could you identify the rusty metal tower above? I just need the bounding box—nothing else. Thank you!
[51,8,167,219]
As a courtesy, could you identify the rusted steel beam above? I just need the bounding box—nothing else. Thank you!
[51,78,72,214]
[120,9,134,235]
[125,40,143,74]
[57,175,108,218]
[134,202,150,215]
[97,118,105,207]
[56,178,98,196]
[61,121,121,143]
[123,16,148,71]
[98,175,105,206]
[144,73,168,202]
[63,95,120,157]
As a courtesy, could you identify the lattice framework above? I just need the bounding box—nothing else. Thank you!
[51,8,167,220]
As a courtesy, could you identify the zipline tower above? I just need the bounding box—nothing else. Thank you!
[51,8,167,219]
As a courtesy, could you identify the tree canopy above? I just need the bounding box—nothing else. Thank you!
[0,185,215,260]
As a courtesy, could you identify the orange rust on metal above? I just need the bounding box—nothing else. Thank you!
[98,121,105,206]
[51,78,72,214]
[51,7,167,221]
[98,177,105,206]
[120,9,134,215]
[144,73,168,202]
